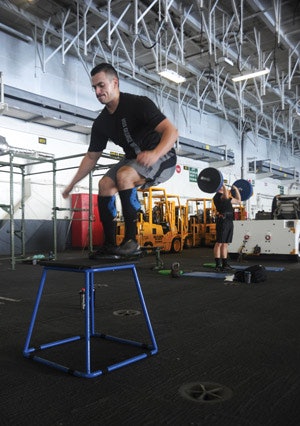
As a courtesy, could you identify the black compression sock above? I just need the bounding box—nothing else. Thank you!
[119,188,141,241]
[98,195,117,246]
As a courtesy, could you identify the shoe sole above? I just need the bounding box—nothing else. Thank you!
[89,251,142,260]
[115,251,142,258]
[89,252,119,259]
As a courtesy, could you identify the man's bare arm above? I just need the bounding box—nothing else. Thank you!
[231,185,241,204]
[62,151,102,198]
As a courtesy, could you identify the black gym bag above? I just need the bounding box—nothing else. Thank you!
[234,265,267,283]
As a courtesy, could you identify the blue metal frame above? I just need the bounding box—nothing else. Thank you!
[23,263,158,378]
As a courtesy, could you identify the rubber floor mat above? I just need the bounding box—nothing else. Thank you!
[203,263,284,271]
[183,271,228,279]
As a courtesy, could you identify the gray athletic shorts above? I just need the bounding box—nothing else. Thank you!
[104,150,177,189]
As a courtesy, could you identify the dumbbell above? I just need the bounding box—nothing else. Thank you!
[197,167,253,201]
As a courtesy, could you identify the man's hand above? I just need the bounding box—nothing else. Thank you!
[136,150,159,168]
[62,185,73,199]
[61,151,102,199]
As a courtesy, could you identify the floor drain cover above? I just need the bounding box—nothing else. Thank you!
[179,382,233,404]
[113,309,141,317]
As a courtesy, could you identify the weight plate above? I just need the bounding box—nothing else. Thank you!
[197,167,223,193]
[231,179,253,201]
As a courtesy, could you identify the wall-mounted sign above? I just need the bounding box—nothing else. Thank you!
[189,167,198,182]
[278,185,284,195]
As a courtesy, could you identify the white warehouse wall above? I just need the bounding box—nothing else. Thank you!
[1,32,300,222]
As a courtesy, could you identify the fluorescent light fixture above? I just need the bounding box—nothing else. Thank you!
[158,69,186,84]
[223,57,234,66]
[218,56,234,67]
[232,68,270,82]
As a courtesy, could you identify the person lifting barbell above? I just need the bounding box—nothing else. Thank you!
[213,183,241,272]
[197,167,253,272]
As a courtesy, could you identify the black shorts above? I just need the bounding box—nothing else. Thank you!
[216,218,234,243]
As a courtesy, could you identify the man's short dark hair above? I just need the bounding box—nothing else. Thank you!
[90,63,119,79]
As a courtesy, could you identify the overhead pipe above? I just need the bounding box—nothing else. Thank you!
[0,136,54,160]
[0,22,33,43]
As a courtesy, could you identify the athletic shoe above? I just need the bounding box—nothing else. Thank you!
[115,239,141,256]
[222,263,234,271]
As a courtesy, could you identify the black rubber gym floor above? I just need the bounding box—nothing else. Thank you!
[1,247,299,426]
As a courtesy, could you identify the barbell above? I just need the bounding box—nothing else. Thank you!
[197,167,253,201]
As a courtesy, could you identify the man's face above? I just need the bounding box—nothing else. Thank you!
[91,71,118,105]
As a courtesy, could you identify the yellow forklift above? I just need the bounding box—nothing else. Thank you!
[185,198,217,247]
[116,187,189,253]
[185,198,247,247]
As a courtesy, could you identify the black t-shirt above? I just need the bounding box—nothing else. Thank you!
[213,192,234,215]
[88,92,167,159]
